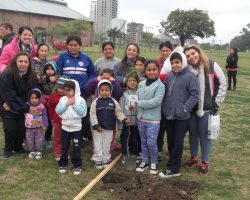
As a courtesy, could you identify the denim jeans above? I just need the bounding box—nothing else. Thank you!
[189,112,211,162]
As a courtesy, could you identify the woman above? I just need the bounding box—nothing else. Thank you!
[56,35,96,141]
[226,47,238,90]
[0,26,37,73]
[114,43,140,87]
[0,51,37,159]
[183,44,226,175]
[94,41,121,75]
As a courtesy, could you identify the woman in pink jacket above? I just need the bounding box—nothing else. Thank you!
[0,26,37,73]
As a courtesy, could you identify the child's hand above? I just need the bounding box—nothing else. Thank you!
[49,76,57,83]
[109,77,115,82]
[37,75,41,80]
[3,102,10,111]
[125,118,132,126]
[97,76,102,82]
[42,126,47,132]
[29,107,39,115]
[97,127,104,132]
[66,97,75,106]
[128,104,136,111]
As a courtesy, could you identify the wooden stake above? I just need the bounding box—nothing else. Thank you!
[73,153,122,200]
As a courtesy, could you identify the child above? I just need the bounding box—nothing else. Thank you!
[25,88,48,159]
[41,61,59,149]
[119,73,140,163]
[132,60,165,175]
[159,52,199,178]
[55,80,87,175]
[134,56,146,82]
[47,77,67,161]
[90,80,129,169]
[83,68,123,101]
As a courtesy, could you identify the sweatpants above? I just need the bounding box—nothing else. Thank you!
[52,122,62,157]
[120,125,139,156]
[166,119,187,173]
[2,117,25,153]
[58,129,82,168]
[137,120,160,165]
[157,113,167,152]
[92,129,113,163]
[26,128,44,152]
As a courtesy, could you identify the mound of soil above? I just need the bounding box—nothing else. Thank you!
[101,171,199,200]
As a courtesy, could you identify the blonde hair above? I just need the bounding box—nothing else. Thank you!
[183,44,210,75]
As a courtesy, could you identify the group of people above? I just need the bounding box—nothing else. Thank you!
[0,23,228,178]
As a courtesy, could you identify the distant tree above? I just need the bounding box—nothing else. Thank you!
[107,27,122,44]
[161,9,215,46]
[230,23,250,51]
[141,32,154,51]
[200,43,211,50]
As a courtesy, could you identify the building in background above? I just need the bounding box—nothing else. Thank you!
[0,0,93,46]
[96,0,118,34]
[127,22,144,44]
[111,18,126,33]
[90,1,98,32]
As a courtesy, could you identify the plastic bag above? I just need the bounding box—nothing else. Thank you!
[208,113,220,139]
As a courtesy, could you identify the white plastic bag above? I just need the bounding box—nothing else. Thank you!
[208,114,220,139]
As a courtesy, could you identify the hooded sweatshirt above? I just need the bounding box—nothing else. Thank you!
[90,80,127,130]
[162,52,199,120]
[25,88,48,128]
[55,80,87,132]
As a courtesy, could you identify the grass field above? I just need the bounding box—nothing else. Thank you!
[0,48,249,200]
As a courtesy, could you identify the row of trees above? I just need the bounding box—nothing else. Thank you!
[230,23,250,51]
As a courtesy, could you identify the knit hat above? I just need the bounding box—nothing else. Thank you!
[56,76,69,87]
[43,61,58,74]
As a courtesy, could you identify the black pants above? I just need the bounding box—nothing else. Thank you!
[227,71,237,89]
[45,119,52,141]
[166,119,187,173]
[120,125,139,155]
[157,113,167,152]
[58,129,82,168]
[81,107,91,139]
[2,117,25,153]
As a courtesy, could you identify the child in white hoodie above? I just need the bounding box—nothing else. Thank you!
[55,80,87,175]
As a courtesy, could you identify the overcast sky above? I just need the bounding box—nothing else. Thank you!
[65,0,250,44]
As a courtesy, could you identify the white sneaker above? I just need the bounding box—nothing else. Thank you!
[28,152,36,159]
[35,152,42,160]
[149,163,158,175]
[59,167,67,174]
[136,162,149,172]
[73,168,81,176]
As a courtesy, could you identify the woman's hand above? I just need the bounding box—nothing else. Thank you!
[3,102,10,111]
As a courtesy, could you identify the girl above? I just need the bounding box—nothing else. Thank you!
[134,56,146,82]
[133,60,165,175]
[114,43,140,86]
[0,51,37,159]
[119,73,140,163]
[94,41,121,75]
[0,26,37,73]
[25,89,48,159]
[226,47,238,90]
[159,52,199,178]
[183,44,226,175]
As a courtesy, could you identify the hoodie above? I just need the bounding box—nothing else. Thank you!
[55,80,87,132]
[162,52,199,120]
[25,88,49,128]
[90,80,127,130]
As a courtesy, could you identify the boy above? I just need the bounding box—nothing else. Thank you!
[55,80,87,175]
[90,80,129,169]
[159,52,199,178]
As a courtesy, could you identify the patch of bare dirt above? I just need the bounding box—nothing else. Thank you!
[101,171,200,200]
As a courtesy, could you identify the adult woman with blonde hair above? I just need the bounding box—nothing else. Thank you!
[183,44,226,175]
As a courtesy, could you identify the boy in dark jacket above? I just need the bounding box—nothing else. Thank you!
[90,80,129,169]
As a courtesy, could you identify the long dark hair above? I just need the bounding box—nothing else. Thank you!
[121,43,140,70]
[6,51,36,87]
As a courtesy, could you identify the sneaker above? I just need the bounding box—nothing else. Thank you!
[55,157,60,161]
[28,152,36,159]
[103,160,111,168]
[95,161,103,170]
[2,151,13,159]
[18,149,28,156]
[136,162,149,172]
[149,163,158,175]
[35,152,42,160]
[159,169,180,178]
[185,156,198,168]
[199,161,208,175]
[59,167,67,174]
[121,155,126,164]
[73,167,81,176]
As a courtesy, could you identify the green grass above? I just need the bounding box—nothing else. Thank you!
[0,48,250,200]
